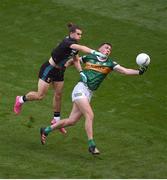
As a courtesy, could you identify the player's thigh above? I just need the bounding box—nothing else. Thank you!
[38,79,50,96]
[53,81,64,95]
[75,98,93,118]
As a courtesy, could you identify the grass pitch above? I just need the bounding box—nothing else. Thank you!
[0,0,167,178]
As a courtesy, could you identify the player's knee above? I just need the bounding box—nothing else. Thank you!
[54,92,63,100]
[37,93,45,100]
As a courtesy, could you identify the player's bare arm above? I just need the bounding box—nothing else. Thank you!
[70,44,106,58]
[73,55,83,72]
[114,65,139,75]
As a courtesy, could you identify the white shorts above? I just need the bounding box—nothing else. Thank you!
[72,82,93,102]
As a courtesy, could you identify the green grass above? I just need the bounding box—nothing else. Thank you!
[0,0,167,178]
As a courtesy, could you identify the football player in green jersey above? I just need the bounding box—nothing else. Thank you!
[40,42,148,155]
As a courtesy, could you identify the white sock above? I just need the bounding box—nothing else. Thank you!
[53,117,60,122]
[19,96,24,104]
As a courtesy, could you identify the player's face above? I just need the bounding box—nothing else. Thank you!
[70,29,82,41]
[99,44,112,56]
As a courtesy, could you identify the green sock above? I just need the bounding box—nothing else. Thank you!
[44,126,52,135]
[88,139,96,147]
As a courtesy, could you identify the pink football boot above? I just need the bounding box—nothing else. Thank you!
[14,96,23,115]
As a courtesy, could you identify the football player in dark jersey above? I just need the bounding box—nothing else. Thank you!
[14,23,106,134]
[40,43,148,155]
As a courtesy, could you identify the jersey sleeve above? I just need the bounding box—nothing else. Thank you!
[80,55,87,63]
[112,61,120,69]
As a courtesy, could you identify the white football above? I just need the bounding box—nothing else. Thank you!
[136,53,150,66]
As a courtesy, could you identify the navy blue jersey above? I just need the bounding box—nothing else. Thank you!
[51,36,79,67]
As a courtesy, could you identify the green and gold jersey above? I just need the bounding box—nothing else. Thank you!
[81,54,119,91]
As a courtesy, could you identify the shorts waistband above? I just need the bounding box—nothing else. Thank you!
[49,57,66,70]
[78,82,92,92]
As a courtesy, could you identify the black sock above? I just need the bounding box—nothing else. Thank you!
[23,95,27,102]
[54,112,60,117]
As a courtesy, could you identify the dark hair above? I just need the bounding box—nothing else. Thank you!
[67,22,82,33]
[99,42,112,48]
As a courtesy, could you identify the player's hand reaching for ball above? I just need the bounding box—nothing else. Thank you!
[139,65,148,75]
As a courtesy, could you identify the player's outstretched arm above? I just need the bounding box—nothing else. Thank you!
[114,65,147,75]
[70,44,107,58]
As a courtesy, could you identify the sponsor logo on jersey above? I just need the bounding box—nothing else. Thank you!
[84,62,111,74]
